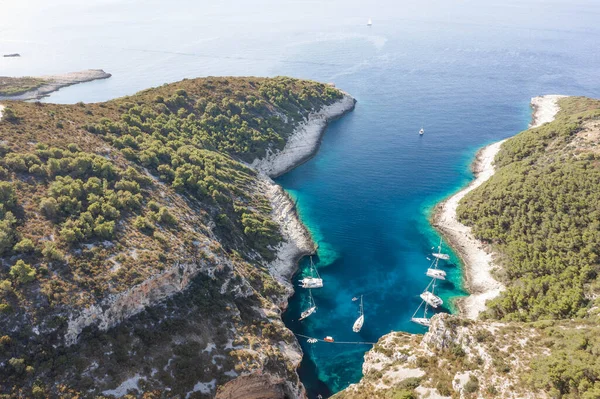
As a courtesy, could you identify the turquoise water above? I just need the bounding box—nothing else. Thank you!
[3,1,600,397]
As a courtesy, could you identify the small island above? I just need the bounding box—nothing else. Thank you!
[0,69,111,100]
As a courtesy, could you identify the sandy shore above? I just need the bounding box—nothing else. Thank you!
[0,104,4,119]
[255,93,356,283]
[0,69,111,101]
[433,94,565,319]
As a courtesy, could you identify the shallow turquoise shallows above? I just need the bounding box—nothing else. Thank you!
[4,1,600,397]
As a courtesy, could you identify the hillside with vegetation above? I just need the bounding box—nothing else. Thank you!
[336,97,600,399]
[0,76,345,397]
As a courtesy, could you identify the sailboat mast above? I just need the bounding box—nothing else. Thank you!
[360,295,364,316]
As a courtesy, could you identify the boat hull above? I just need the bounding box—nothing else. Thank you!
[426,268,447,280]
[411,317,431,327]
[352,315,364,332]
[299,277,323,288]
[299,306,316,321]
[433,253,450,260]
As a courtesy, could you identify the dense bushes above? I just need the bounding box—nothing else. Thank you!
[458,97,600,320]
[528,323,600,398]
[0,182,18,256]
[83,78,334,256]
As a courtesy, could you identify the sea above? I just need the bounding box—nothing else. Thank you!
[2,0,600,397]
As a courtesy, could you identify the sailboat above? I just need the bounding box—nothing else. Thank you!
[299,289,317,321]
[299,257,323,288]
[367,18,372,26]
[419,127,424,136]
[432,238,450,260]
[426,253,447,280]
[420,279,443,308]
[352,295,364,332]
[411,300,431,327]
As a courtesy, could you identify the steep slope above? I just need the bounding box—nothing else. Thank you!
[335,97,600,399]
[0,76,355,397]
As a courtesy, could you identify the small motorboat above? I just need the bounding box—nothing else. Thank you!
[324,336,335,343]
[419,127,424,135]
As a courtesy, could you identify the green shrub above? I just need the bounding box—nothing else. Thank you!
[42,242,64,262]
[9,260,36,284]
[13,238,35,253]
[464,375,479,393]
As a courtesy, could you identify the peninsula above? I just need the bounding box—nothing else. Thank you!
[0,69,111,100]
[0,76,355,398]
[336,95,600,398]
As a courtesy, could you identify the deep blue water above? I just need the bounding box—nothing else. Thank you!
[3,1,600,397]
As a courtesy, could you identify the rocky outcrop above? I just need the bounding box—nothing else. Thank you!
[259,177,315,284]
[336,314,547,399]
[215,373,289,399]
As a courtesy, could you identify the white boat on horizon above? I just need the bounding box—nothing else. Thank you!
[367,18,372,26]
[419,127,424,135]
[352,295,364,332]
[299,257,323,289]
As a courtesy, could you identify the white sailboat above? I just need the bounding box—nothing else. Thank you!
[426,251,447,280]
[432,238,450,260]
[426,268,447,280]
[411,300,431,327]
[420,277,443,308]
[352,295,364,332]
[299,289,317,321]
[367,18,372,26]
[420,290,443,308]
[299,257,323,289]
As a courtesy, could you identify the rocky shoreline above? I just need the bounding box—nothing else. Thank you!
[258,92,356,283]
[0,69,111,100]
[252,93,356,178]
[432,95,565,319]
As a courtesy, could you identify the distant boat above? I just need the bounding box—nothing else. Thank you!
[419,127,424,136]
[324,336,335,343]
[352,295,364,332]
[299,257,323,289]
[299,289,317,321]
[367,18,372,26]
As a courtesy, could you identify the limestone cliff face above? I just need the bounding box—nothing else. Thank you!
[65,256,214,345]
